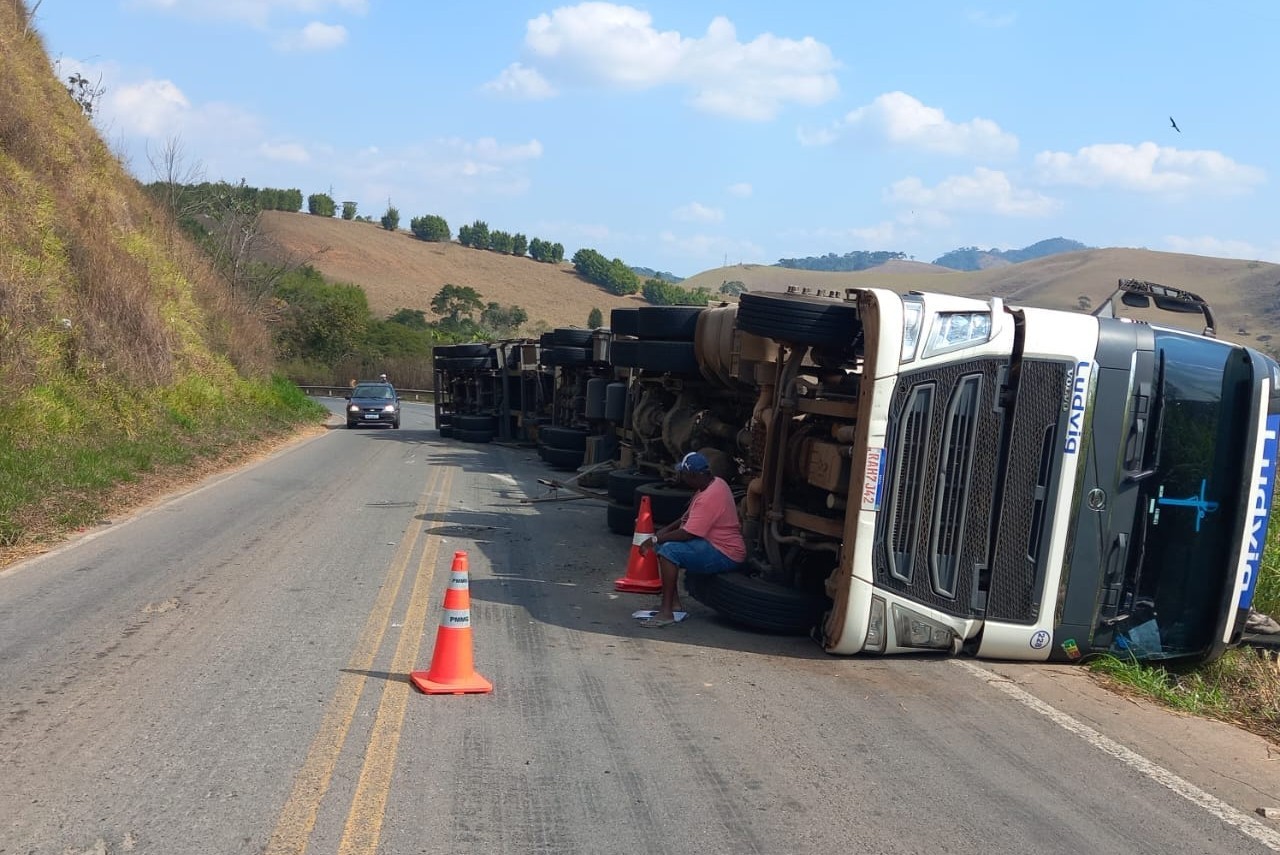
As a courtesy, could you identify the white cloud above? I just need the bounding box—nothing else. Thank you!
[673,202,724,223]
[493,3,839,120]
[128,0,368,28]
[108,78,192,136]
[482,63,557,100]
[803,91,1018,157]
[1034,142,1266,194]
[888,168,1059,217]
[259,142,310,163]
[1162,235,1280,263]
[726,182,753,198]
[659,231,765,264]
[277,21,348,51]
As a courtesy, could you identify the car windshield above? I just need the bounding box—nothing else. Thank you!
[1105,331,1253,659]
[353,385,392,399]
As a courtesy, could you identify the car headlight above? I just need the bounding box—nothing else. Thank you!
[383,404,396,412]
[891,604,954,649]
[923,311,992,357]
[348,404,360,412]
[901,297,924,362]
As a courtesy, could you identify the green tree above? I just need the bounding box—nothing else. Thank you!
[490,230,514,254]
[587,307,603,328]
[274,266,370,362]
[550,242,565,263]
[430,283,485,325]
[643,278,712,306]
[307,193,336,217]
[460,220,490,250]
[512,233,528,257]
[529,237,547,261]
[410,214,451,242]
[480,302,528,336]
[387,308,429,330]
[719,280,746,297]
[341,201,357,220]
[380,201,400,231]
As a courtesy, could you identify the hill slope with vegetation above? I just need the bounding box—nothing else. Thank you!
[256,210,649,332]
[0,2,321,561]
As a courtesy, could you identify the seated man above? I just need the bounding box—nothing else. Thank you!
[639,452,746,627]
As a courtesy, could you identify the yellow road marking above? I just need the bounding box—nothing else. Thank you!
[264,464,448,855]
[338,465,457,854]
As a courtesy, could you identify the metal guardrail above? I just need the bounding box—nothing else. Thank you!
[299,385,435,403]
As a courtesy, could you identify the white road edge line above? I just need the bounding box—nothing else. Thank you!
[951,659,1280,852]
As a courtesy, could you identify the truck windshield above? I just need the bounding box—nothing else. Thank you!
[1107,331,1253,660]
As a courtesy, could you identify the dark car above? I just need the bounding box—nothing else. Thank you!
[345,382,400,429]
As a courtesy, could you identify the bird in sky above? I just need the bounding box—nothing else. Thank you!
[1170,116,1181,133]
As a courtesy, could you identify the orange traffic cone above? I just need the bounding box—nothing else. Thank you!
[411,551,493,695]
[614,495,662,593]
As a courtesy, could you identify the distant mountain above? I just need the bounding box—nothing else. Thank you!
[931,238,1091,271]
[776,250,907,272]
[632,266,683,283]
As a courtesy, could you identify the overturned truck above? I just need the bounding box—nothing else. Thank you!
[609,282,1278,664]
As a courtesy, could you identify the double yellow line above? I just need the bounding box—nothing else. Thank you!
[265,463,457,855]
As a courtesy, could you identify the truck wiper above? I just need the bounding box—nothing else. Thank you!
[1125,350,1166,484]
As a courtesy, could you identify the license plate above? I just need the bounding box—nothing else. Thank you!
[364,414,379,419]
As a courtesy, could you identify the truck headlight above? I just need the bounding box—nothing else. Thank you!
[924,311,992,357]
[901,298,924,362]
[864,596,887,653]
[891,604,954,649]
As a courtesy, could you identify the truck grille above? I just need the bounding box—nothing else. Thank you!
[875,359,1068,621]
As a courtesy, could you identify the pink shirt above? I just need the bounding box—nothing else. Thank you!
[682,476,746,562]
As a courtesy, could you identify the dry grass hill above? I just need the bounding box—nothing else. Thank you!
[258,210,1280,354]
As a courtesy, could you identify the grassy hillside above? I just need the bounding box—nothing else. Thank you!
[0,2,322,560]
[257,211,651,331]
[267,204,1280,354]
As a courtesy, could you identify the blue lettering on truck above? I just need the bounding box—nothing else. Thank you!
[1239,415,1280,609]
[1064,361,1089,455]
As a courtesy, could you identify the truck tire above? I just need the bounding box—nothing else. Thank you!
[634,482,693,525]
[736,291,862,350]
[447,356,495,370]
[606,500,637,535]
[454,414,496,432]
[610,339,640,368]
[637,306,703,340]
[437,425,454,438]
[684,572,830,635]
[553,328,594,347]
[607,467,664,506]
[539,426,588,451]
[541,445,584,470]
[636,341,699,374]
[609,308,640,337]
[552,345,589,367]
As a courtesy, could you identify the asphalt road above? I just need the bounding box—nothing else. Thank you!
[2,400,1278,855]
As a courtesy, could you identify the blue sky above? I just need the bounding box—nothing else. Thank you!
[33,1,1280,277]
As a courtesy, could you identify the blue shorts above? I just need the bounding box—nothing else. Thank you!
[656,538,740,574]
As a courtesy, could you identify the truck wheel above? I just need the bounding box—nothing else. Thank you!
[448,356,495,370]
[606,500,637,535]
[541,445,584,470]
[736,291,862,350]
[607,467,664,506]
[636,341,699,374]
[637,306,703,340]
[634,482,693,525]
[437,425,454,438]
[684,572,830,635]
[552,345,590,366]
[448,343,493,358]
[539,426,588,451]
[454,414,496,432]
[609,308,640,337]
[553,328,594,347]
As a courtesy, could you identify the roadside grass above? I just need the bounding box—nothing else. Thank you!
[1088,506,1280,746]
[0,374,325,554]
